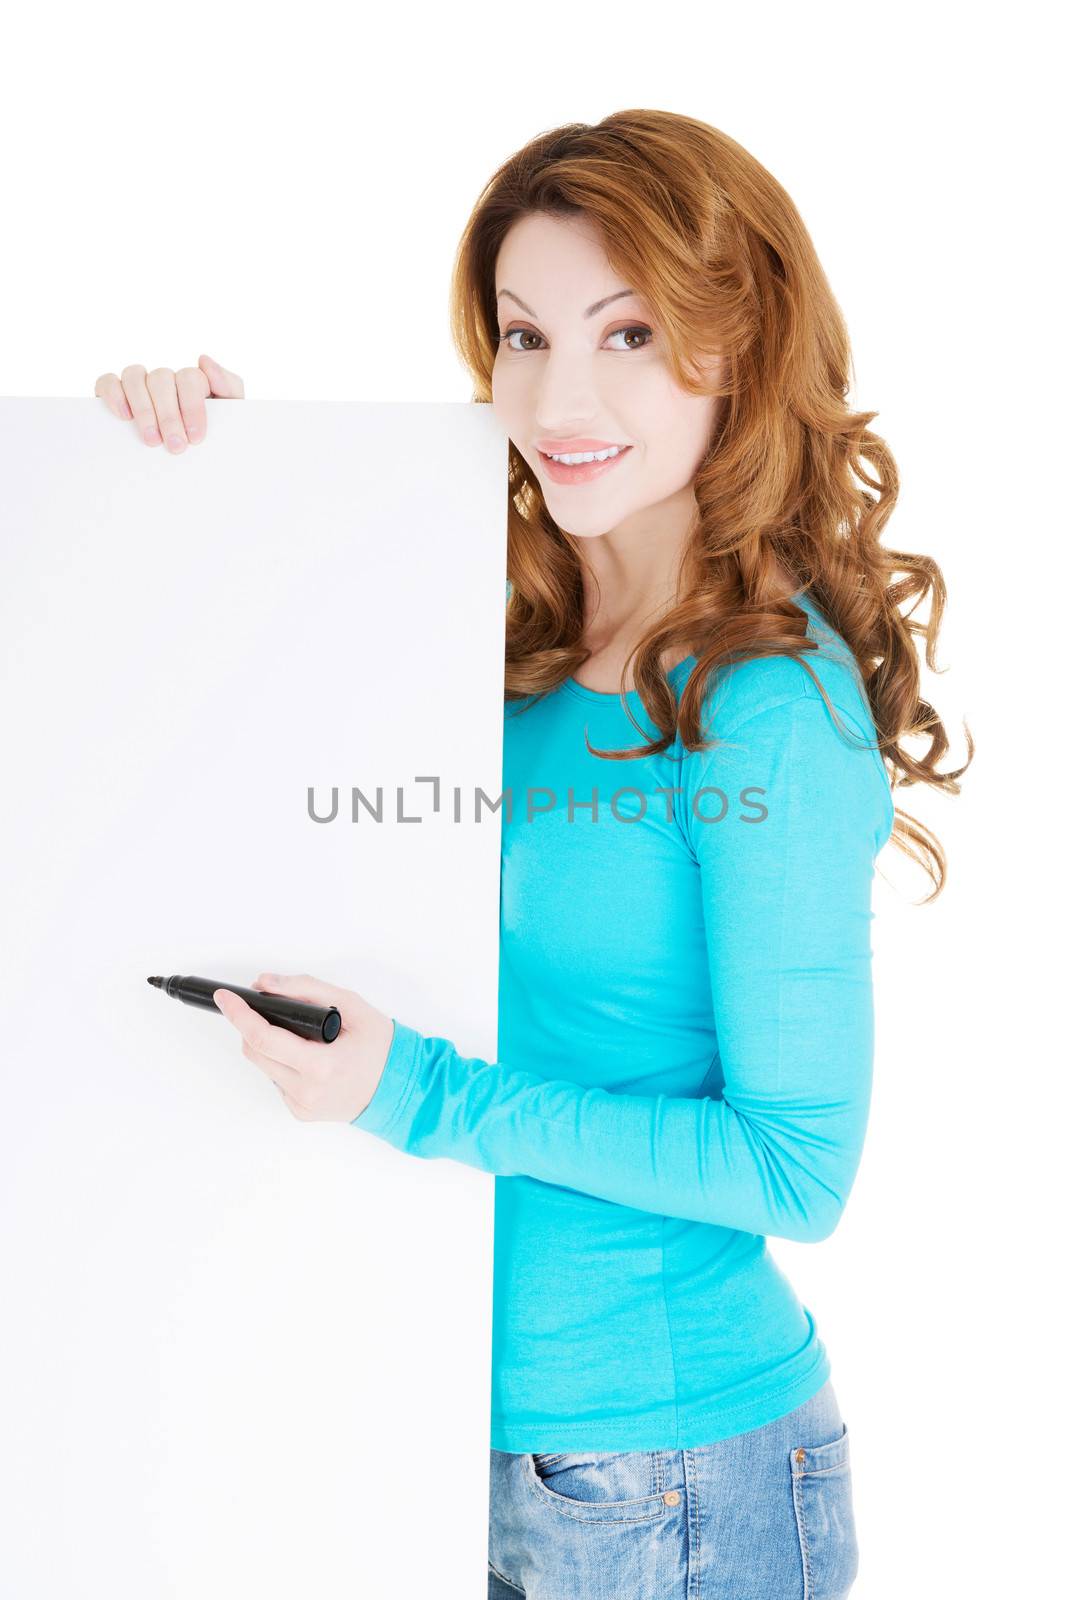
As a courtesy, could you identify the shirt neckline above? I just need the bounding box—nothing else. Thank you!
[562,654,694,705]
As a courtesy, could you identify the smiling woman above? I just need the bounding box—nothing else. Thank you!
[358,107,970,1599]
[491,225,721,574]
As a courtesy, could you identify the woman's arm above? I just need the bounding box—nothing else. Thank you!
[353,691,894,1244]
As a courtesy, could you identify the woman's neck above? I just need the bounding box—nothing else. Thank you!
[574,556,800,688]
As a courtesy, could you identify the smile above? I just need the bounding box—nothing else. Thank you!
[538,445,633,485]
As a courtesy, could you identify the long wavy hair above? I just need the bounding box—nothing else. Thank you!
[448,109,972,901]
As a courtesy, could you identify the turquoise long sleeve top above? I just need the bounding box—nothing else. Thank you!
[353,594,895,1453]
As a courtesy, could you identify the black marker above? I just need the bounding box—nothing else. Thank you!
[147,975,342,1042]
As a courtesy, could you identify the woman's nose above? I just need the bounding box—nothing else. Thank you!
[532,372,602,430]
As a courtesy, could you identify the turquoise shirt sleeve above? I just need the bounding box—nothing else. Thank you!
[352,687,892,1245]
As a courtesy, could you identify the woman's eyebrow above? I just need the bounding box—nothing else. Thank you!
[496,288,639,320]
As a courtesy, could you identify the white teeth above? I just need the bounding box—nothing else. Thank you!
[546,446,625,464]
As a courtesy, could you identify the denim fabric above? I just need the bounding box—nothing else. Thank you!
[487,1379,858,1599]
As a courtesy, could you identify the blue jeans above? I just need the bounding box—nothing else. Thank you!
[488,1379,858,1599]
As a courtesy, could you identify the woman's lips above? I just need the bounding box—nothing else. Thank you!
[538,445,633,485]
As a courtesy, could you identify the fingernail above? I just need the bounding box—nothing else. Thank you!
[187,426,201,442]
[167,434,186,452]
[144,426,161,444]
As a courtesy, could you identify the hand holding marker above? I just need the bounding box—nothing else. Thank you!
[147,972,395,1123]
[148,974,342,1041]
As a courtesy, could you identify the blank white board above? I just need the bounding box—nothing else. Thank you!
[0,397,508,1597]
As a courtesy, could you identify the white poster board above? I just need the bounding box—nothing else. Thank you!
[0,397,508,1597]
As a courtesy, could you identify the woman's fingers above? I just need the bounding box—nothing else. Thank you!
[110,364,160,443]
[213,988,326,1083]
[199,353,244,399]
[145,366,193,453]
[93,372,133,422]
[93,354,244,449]
[175,365,211,444]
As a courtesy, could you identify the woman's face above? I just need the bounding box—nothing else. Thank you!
[491,212,722,543]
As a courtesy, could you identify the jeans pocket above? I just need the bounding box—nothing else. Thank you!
[789,1423,860,1598]
[525,1449,675,1524]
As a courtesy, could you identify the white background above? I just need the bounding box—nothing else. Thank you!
[1,1,1063,1594]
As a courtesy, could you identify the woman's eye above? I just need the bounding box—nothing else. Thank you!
[496,325,653,353]
[498,328,545,353]
[605,326,653,352]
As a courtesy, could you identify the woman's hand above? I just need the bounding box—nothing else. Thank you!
[213,972,395,1124]
[93,353,244,453]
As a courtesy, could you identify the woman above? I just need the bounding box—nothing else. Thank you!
[95,109,969,1600]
